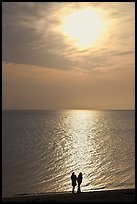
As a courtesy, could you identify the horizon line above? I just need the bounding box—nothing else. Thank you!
[2,108,135,111]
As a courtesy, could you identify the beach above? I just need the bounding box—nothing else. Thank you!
[2,189,135,202]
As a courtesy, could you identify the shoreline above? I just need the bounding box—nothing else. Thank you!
[2,188,135,202]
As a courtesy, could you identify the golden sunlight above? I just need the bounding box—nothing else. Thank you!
[69,111,94,170]
[61,8,106,50]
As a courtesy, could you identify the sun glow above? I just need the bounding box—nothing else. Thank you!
[62,8,106,50]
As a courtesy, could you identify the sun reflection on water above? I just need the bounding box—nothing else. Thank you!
[64,110,100,191]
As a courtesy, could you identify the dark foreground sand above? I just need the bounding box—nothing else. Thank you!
[2,189,135,202]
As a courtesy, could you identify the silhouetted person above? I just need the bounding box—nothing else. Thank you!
[77,172,83,193]
[71,172,77,193]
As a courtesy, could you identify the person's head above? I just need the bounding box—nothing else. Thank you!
[72,172,75,175]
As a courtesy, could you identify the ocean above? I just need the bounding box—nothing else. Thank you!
[2,110,135,197]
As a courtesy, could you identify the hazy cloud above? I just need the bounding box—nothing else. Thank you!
[2,2,135,71]
[2,62,135,110]
[2,2,135,109]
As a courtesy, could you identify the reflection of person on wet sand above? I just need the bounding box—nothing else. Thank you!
[71,172,77,193]
[77,172,83,193]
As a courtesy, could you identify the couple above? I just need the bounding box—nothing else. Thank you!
[71,172,83,193]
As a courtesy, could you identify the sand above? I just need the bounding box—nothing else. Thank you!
[2,188,135,202]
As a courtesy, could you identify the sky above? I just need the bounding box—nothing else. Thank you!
[2,2,135,110]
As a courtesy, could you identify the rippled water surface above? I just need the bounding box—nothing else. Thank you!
[2,110,135,197]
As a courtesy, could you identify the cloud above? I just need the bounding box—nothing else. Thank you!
[2,2,135,72]
[2,61,135,110]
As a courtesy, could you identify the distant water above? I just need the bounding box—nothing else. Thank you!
[2,110,135,197]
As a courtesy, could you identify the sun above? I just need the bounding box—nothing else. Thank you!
[61,8,106,50]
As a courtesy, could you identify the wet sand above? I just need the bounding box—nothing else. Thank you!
[2,188,135,202]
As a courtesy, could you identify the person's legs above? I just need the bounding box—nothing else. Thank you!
[72,186,75,193]
[79,185,81,192]
[77,184,80,193]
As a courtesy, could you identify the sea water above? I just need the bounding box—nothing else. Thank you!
[2,110,135,197]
